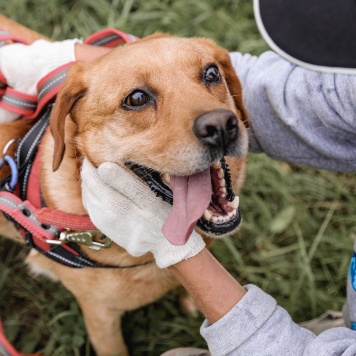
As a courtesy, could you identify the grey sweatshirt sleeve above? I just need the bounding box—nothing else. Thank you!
[229,51,356,172]
[200,285,356,356]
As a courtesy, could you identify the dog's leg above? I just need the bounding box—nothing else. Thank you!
[78,299,128,356]
[177,286,199,317]
[26,253,132,356]
[0,213,23,242]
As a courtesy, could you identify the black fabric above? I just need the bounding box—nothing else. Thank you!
[258,0,356,68]
[16,105,52,200]
[0,108,51,192]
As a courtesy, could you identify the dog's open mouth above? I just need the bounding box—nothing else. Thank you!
[126,158,241,245]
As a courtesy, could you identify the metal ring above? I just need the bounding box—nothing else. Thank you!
[2,138,20,160]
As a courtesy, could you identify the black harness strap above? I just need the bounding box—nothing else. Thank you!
[17,105,52,200]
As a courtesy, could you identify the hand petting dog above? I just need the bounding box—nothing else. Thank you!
[81,159,206,268]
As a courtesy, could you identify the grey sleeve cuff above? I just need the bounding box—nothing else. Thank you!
[200,283,356,355]
[200,284,277,355]
[200,284,316,356]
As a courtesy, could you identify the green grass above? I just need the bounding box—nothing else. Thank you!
[0,0,355,355]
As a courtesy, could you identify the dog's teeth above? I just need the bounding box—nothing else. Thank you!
[212,161,221,169]
[218,169,224,178]
[228,210,236,218]
[203,209,213,221]
[227,196,239,209]
[220,179,226,187]
[212,216,219,223]
[220,187,227,194]
[162,173,171,184]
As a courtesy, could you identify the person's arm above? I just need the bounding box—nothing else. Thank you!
[0,40,112,123]
[80,161,356,355]
[170,248,246,324]
[170,246,315,355]
[74,43,111,62]
[171,247,356,356]
[230,51,356,173]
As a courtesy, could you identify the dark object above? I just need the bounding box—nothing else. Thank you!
[255,0,356,72]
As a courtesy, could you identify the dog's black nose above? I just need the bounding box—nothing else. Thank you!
[193,109,238,150]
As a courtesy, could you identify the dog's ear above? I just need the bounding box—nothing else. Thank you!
[50,63,87,172]
[195,38,249,128]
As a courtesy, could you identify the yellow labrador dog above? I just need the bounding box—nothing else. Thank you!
[0,19,248,356]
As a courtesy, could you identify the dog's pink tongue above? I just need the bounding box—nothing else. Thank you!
[162,168,211,245]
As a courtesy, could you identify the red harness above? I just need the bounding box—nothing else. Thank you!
[0,28,139,356]
[0,28,138,257]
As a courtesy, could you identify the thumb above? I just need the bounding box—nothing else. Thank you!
[98,162,171,212]
[98,162,149,199]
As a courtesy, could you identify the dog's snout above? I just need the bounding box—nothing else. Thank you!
[193,109,239,149]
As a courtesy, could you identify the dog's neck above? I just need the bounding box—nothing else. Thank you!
[40,119,86,214]
[39,119,155,266]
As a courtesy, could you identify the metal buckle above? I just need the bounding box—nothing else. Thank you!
[2,138,20,159]
[47,230,112,251]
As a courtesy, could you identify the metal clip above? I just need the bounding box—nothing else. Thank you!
[0,138,21,191]
[2,138,20,159]
[0,155,18,191]
[47,230,112,251]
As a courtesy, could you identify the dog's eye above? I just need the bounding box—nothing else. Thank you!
[125,91,149,107]
[204,65,221,84]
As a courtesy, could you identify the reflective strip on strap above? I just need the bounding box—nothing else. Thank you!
[0,87,37,116]
[26,63,73,119]
[0,28,139,118]
[0,192,59,251]
[84,28,139,47]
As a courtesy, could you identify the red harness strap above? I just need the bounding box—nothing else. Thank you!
[0,319,40,356]
[0,27,140,356]
[0,189,104,265]
[36,208,96,230]
[0,28,140,256]
[0,28,139,119]
[0,191,59,252]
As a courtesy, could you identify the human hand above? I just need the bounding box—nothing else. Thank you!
[0,38,80,123]
[81,159,206,268]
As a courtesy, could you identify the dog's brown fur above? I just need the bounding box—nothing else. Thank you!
[0,29,249,355]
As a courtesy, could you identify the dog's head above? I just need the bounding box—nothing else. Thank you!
[50,34,249,244]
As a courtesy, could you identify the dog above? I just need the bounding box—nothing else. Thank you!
[0,31,249,355]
